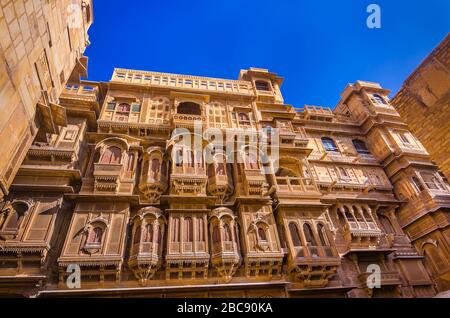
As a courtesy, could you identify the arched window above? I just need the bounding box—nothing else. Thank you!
[317,224,329,246]
[133,225,141,244]
[223,223,232,242]
[143,223,154,242]
[212,224,220,243]
[177,102,201,115]
[412,176,424,193]
[372,94,387,105]
[1,202,28,231]
[87,227,103,245]
[151,158,160,179]
[184,217,193,242]
[321,137,339,152]
[172,217,180,242]
[258,226,267,241]
[352,139,370,154]
[255,80,270,91]
[303,223,317,246]
[100,146,122,164]
[289,223,302,247]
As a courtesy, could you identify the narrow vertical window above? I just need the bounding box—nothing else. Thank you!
[184,217,193,242]
[289,223,302,247]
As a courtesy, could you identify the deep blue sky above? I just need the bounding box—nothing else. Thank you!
[85,0,449,109]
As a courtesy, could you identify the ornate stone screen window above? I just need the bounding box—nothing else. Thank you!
[148,97,170,125]
[207,102,227,128]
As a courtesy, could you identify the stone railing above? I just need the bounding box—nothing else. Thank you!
[62,82,99,102]
[276,176,317,193]
[112,69,254,95]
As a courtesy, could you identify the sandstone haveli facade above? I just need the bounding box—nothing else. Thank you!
[0,2,448,298]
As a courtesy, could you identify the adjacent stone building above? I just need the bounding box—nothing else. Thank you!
[392,34,449,180]
[391,33,450,292]
[0,0,93,200]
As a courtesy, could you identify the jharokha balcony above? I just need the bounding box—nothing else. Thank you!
[336,205,383,251]
[286,222,341,288]
[358,271,401,292]
[93,163,123,192]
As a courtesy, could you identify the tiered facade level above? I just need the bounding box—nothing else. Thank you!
[1,62,449,297]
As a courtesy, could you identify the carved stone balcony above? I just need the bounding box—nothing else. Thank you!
[303,105,334,121]
[61,83,99,104]
[207,175,232,202]
[288,245,341,288]
[165,241,210,280]
[358,271,401,289]
[93,163,123,192]
[211,241,241,282]
[128,242,162,286]
[342,221,383,251]
[255,89,276,103]
[242,170,268,196]
[139,170,167,204]
[275,177,317,195]
[170,164,208,195]
[27,145,77,163]
[244,253,284,278]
